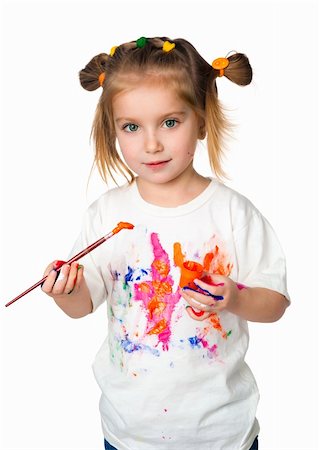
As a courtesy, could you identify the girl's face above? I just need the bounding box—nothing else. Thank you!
[112,80,203,187]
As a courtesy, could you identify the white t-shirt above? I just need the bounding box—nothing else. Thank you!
[70,178,289,450]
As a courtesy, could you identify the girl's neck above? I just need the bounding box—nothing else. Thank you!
[135,170,211,207]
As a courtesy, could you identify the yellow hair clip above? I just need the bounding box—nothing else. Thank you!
[212,57,229,77]
[110,46,118,57]
[162,41,175,53]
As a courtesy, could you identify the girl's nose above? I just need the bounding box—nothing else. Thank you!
[145,132,164,153]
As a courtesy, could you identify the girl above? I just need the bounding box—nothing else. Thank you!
[42,36,290,450]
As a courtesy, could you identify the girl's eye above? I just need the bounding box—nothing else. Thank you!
[164,119,177,128]
[123,123,139,132]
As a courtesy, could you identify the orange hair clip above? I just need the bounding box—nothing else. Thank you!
[98,72,106,87]
[212,57,229,77]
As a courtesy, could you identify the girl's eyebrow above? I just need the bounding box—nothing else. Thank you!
[115,110,187,123]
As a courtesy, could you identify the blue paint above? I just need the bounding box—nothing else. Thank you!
[112,270,120,280]
[121,337,143,353]
[124,266,148,284]
[183,285,224,301]
[188,336,201,348]
[120,334,160,357]
[135,268,148,281]
[125,266,134,284]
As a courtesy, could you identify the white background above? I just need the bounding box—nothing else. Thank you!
[0,1,318,449]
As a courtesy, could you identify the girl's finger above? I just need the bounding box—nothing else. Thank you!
[65,263,83,295]
[41,269,60,293]
[181,286,221,305]
[181,288,215,310]
[193,279,224,301]
[51,264,71,295]
[43,262,56,277]
[184,295,215,312]
[73,264,84,291]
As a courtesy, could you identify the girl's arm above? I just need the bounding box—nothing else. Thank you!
[41,261,93,318]
[225,285,289,322]
[181,275,289,323]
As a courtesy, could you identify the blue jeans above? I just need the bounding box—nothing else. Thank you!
[104,436,258,449]
[104,440,117,450]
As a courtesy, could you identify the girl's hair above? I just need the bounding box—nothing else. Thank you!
[79,37,252,184]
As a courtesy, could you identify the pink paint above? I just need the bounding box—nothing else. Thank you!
[236,282,247,290]
[197,327,218,357]
[134,233,180,350]
[189,329,218,357]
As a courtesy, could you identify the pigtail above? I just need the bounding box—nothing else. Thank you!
[204,52,252,179]
[218,52,252,86]
[79,53,109,91]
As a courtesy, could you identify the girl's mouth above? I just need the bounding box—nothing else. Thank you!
[144,160,171,168]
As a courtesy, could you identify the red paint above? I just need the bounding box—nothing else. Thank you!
[53,260,66,270]
[188,306,205,317]
[200,274,224,287]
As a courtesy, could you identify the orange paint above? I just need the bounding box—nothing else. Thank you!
[180,260,204,288]
[152,259,170,277]
[139,282,151,293]
[203,252,214,271]
[112,222,134,235]
[174,240,233,337]
[152,280,172,296]
[148,298,167,319]
[209,313,228,339]
[174,241,233,286]
[173,242,184,267]
[174,242,204,287]
[148,318,167,335]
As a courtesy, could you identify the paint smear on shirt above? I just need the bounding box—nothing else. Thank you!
[134,233,181,351]
[174,241,232,339]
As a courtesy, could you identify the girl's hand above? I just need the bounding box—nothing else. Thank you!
[41,260,84,298]
[180,274,240,321]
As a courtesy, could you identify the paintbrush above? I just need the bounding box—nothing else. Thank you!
[5,222,134,307]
